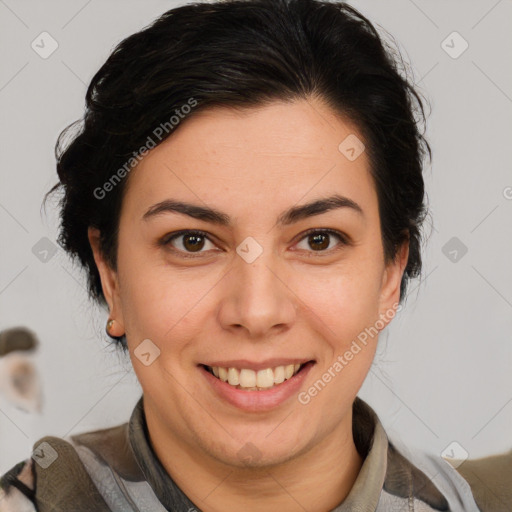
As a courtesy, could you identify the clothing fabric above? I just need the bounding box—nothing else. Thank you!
[0,395,492,511]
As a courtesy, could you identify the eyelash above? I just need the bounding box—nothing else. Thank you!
[159,228,349,259]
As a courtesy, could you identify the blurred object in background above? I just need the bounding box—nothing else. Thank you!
[0,327,43,414]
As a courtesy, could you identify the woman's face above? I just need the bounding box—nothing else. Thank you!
[90,97,407,468]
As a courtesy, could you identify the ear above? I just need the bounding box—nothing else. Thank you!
[87,227,125,336]
[377,239,409,327]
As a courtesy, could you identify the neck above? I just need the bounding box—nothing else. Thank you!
[145,406,364,512]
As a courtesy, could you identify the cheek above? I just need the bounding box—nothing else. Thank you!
[117,254,219,356]
[299,258,383,326]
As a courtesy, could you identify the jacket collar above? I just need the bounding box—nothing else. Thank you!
[128,394,389,512]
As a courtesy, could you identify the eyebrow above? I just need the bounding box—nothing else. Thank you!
[142,194,364,226]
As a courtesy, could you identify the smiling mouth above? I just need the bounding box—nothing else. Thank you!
[201,362,313,391]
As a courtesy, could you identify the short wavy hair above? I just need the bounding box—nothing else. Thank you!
[44,0,431,349]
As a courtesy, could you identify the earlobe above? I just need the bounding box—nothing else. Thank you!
[87,227,125,334]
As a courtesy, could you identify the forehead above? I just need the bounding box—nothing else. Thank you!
[121,98,377,225]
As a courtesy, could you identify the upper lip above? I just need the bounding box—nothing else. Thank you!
[201,359,314,371]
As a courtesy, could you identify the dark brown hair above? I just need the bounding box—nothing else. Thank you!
[44,0,431,350]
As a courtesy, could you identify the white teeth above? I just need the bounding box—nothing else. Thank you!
[239,368,256,387]
[207,363,305,390]
[256,368,274,388]
[227,367,240,386]
[218,367,228,382]
[274,366,285,384]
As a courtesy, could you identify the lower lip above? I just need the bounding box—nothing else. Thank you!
[199,362,315,412]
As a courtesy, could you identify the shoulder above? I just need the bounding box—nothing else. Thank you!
[0,458,37,512]
[387,439,512,512]
[1,435,92,512]
[450,449,512,512]
[1,423,132,512]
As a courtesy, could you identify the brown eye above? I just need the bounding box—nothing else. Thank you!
[308,232,330,251]
[295,229,347,253]
[182,233,206,252]
[163,230,216,255]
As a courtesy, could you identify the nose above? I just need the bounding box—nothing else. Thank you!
[217,246,297,340]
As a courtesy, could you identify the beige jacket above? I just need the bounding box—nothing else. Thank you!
[1,396,510,511]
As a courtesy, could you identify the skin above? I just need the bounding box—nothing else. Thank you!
[89,96,408,512]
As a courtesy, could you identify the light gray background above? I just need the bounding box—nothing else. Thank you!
[1,0,511,475]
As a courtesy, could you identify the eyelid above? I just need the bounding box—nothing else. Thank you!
[294,227,349,245]
[160,228,349,257]
[291,228,349,255]
[160,229,218,258]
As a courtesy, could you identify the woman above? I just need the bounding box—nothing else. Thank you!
[0,0,504,510]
